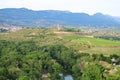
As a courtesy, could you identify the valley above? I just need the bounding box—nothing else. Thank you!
[0,27,120,79]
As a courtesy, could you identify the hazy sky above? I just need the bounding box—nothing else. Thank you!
[0,0,120,16]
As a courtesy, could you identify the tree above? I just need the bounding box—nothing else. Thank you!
[81,63,104,80]
[72,64,82,80]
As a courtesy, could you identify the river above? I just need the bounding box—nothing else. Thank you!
[59,73,73,80]
[64,75,73,80]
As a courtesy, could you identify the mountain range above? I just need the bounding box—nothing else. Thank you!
[0,8,120,27]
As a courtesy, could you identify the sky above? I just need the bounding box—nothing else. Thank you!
[0,0,120,16]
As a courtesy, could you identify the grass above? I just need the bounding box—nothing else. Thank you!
[0,28,63,47]
[63,36,120,46]
[0,28,53,41]
[83,47,120,55]
[62,35,120,55]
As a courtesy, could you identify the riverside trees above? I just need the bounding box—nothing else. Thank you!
[0,40,120,80]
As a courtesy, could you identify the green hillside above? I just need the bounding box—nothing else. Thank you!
[63,36,120,46]
[63,35,120,55]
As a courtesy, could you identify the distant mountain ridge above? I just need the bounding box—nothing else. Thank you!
[0,8,120,27]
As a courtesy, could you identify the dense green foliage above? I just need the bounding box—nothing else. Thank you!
[0,40,77,80]
[1,40,120,80]
[81,64,104,80]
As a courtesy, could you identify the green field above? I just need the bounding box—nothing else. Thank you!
[63,36,120,46]
[62,35,120,55]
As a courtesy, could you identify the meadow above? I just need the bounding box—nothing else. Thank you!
[62,35,120,55]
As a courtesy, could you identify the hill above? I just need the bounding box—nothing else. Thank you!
[0,8,120,27]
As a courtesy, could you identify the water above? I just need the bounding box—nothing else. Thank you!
[59,73,73,80]
[64,75,73,80]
